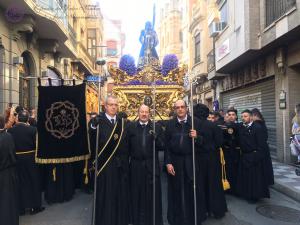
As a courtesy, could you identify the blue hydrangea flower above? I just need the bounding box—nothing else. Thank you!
[119,55,137,76]
[161,54,179,76]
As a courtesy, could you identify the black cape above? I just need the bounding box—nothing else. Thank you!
[255,120,274,186]
[90,113,130,225]
[127,120,164,225]
[8,123,42,210]
[221,122,240,194]
[0,130,19,225]
[165,116,205,225]
[237,122,271,200]
[196,119,227,219]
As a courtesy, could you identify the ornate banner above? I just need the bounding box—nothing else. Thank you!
[36,83,90,164]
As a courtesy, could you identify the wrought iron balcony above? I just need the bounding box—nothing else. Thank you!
[35,0,68,30]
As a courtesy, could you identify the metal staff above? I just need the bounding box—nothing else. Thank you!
[91,59,106,225]
[190,76,198,225]
[152,77,157,225]
[91,78,101,225]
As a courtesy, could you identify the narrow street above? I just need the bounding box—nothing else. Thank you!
[20,174,300,225]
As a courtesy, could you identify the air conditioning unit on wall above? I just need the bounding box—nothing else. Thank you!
[209,22,227,37]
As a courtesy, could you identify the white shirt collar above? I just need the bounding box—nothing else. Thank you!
[139,121,149,126]
[177,115,188,123]
[105,113,116,121]
[244,121,253,127]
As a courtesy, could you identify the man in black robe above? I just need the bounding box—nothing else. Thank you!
[0,115,19,225]
[127,104,164,225]
[165,100,204,225]
[221,109,240,194]
[237,109,270,202]
[8,111,44,215]
[193,103,227,220]
[90,95,130,225]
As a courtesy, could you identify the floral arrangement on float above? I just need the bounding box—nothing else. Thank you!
[161,54,179,76]
[119,54,137,76]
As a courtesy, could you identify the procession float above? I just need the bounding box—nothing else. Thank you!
[108,21,187,120]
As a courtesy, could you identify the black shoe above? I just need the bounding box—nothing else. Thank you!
[30,207,45,215]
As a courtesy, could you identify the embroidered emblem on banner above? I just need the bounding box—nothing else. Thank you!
[228,128,234,134]
[45,101,80,139]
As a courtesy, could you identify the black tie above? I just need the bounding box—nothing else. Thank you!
[142,124,146,149]
[111,119,115,125]
[179,121,185,147]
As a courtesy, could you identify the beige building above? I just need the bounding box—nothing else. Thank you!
[187,0,218,109]
[0,0,104,114]
[209,0,300,162]
[157,0,219,109]
[158,0,183,62]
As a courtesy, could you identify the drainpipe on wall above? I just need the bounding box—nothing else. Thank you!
[277,47,288,163]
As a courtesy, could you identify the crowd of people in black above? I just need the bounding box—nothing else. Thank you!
[0,96,274,225]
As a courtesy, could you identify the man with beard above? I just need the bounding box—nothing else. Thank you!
[8,110,44,215]
[221,108,240,194]
[165,100,204,225]
[90,95,130,225]
[193,103,227,220]
[0,115,19,225]
[237,109,270,202]
[127,104,164,225]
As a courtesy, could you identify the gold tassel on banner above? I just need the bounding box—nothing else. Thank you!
[52,167,57,182]
[83,159,89,185]
[220,148,230,191]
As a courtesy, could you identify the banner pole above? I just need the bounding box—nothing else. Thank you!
[152,76,156,225]
[190,76,197,225]
[91,76,101,225]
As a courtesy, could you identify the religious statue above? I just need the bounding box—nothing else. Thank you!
[137,21,160,69]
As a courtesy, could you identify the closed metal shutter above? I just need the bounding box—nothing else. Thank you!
[221,77,276,153]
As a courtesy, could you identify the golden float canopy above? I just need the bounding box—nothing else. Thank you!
[109,64,187,120]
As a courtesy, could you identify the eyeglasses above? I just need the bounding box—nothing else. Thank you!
[107,103,118,107]
[175,106,186,109]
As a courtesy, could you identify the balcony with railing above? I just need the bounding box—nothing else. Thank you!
[266,0,296,26]
[34,0,68,31]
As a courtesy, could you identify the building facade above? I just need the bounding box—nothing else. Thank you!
[188,0,218,109]
[209,0,300,162]
[158,0,184,62]
[0,0,104,114]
